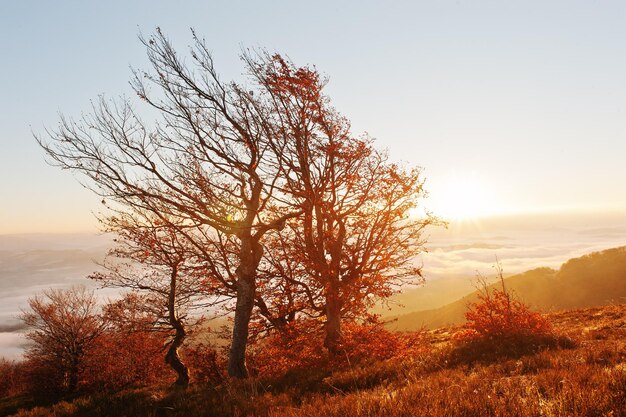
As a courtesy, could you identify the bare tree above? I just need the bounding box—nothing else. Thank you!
[20,286,104,392]
[37,29,301,378]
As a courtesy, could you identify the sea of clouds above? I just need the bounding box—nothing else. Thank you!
[1,210,625,359]
[423,211,626,278]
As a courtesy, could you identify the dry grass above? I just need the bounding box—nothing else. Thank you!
[4,304,626,417]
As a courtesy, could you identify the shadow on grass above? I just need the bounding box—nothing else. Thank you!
[446,333,577,367]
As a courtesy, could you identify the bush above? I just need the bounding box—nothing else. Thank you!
[81,329,169,391]
[0,358,27,398]
[182,343,223,384]
[248,318,425,380]
[457,267,552,341]
[452,267,568,362]
[21,356,67,400]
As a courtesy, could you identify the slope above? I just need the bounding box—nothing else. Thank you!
[389,246,626,330]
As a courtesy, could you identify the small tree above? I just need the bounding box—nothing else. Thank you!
[20,286,104,393]
[91,213,209,387]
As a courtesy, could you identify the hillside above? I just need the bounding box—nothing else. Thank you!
[389,246,626,331]
[3,303,625,417]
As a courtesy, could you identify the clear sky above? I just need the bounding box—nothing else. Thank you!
[1,1,626,233]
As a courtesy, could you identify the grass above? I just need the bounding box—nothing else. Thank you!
[3,304,626,417]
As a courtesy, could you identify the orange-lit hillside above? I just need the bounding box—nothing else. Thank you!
[2,303,625,416]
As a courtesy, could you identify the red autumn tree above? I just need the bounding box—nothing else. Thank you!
[248,55,437,353]
[91,213,209,387]
[37,29,436,377]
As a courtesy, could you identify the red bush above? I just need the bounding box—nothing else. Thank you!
[0,359,27,398]
[457,270,552,342]
[81,329,169,391]
[21,356,66,399]
[182,343,223,384]
[249,318,425,379]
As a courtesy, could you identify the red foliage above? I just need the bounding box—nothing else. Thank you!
[0,359,27,398]
[182,343,224,384]
[21,356,66,399]
[81,329,169,391]
[249,319,426,378]
[457,273,552,342]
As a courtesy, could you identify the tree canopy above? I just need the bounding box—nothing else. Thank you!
[37,28,436,379]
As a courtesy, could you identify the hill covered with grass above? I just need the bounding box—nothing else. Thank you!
[3,246,626,417]
[390,246,626,330]
[2,303,625,417]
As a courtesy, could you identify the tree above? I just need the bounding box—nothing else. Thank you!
[37,29,302,378]
[91,213,208,387]
[249,55,436,353]
[37,29,436,375]
[20,286,105,393]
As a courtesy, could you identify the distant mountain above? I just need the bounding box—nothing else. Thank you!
[371,275,478,318]
[389,246,626,331]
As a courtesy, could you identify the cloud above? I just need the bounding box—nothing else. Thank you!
[0,332,28,359]
[421,219,626,280]
[0,322,26,333]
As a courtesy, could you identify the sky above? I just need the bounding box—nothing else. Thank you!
[1,1,626,233]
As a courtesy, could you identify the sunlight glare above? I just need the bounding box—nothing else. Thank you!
[430,174,499,221]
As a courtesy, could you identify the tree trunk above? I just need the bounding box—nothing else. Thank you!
[324,294,342,355]
[165,265,190,387]
[228,237,262,378]
[66,354,80,392]
[165,325,189,387]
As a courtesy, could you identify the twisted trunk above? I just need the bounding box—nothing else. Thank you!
[165,324,189,387]
[166,265,189,387]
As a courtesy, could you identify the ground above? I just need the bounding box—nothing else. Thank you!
[2,304,626,417]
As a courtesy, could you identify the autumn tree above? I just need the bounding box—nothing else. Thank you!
[20,286,105,393]
[37,29,435,375]
[91,213,208,387]
[37,29,302,378]
[249,56,436,353]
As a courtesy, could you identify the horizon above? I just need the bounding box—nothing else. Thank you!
[1,212,625,360]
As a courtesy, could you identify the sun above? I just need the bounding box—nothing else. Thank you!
[430,174,499,221]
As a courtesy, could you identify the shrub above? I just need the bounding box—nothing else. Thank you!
[182,343,223,384]
[248,318,425,380]
[0,358,27,398]
[81,329,169,391]
[21,356,66,400]
[457,267,552,342]
[452,266,567,362]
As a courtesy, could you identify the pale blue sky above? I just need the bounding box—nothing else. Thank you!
[1,1,626,233]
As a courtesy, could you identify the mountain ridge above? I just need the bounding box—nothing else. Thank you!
[388,246,626,331]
